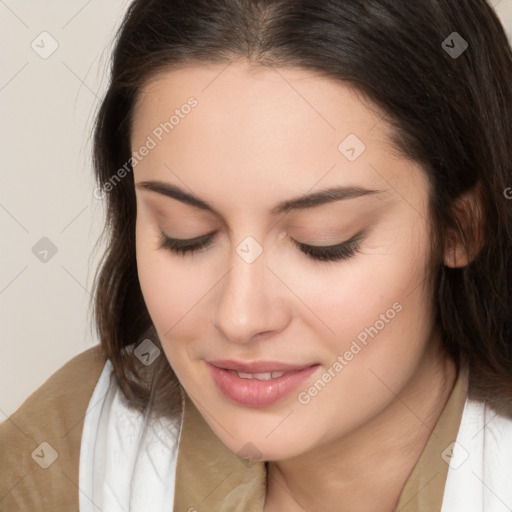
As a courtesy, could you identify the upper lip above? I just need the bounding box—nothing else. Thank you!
[208,359,318,373]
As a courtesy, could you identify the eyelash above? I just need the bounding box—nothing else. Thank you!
[158,230,365,263]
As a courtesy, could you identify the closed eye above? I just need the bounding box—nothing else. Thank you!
[158,229,366,263]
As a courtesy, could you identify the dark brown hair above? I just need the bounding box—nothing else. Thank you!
[90,0,512,418]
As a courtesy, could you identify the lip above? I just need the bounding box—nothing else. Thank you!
[207,361,320,407]
[208,359,316,373]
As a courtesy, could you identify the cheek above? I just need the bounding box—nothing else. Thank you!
[135,220,193,333]
[281,230,430,344]
[330,232,433,384]
[289,226,434,400]
[135,217,218,376]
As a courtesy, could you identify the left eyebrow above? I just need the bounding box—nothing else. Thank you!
[135,180,385,216]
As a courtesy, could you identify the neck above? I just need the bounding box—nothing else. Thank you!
[264,338,457,512]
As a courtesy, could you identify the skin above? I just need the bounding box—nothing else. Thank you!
[131,59,461,512]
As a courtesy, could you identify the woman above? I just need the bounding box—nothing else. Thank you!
[1,0,511,511]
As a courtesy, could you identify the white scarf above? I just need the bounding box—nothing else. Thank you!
[79,359,512,511]
[441,396,512,511]
[79,359,183,511]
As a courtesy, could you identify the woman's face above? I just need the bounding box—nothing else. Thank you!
[132,59,439,461]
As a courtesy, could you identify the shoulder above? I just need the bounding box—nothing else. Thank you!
[0,344,108,511]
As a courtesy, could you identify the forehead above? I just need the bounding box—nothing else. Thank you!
[132,59,387,142]
[130,60,424,215]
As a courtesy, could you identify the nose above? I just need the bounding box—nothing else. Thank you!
[213,236,291,345]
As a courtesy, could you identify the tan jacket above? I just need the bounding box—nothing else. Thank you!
[0,345,469,511]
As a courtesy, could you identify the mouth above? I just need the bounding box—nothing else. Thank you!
[208,359,317,374]
[206,360,320,407]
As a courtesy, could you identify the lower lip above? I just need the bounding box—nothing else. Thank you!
[207,362,320,407]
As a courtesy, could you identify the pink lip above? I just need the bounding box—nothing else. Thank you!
[207,361,320,407]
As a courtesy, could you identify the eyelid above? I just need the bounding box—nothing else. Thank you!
[159,230,363,249]
[158,228,368,264]
[162,232,215,247]
[291,229,366,249]
[158,230,216,257]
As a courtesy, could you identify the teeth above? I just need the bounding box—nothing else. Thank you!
[235,370,286,380]
[254,372,272,380]
[237,371,256,379]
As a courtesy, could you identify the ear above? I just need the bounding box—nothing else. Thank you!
[443,182,485,268]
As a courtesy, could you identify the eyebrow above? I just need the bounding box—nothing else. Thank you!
[135,180,385,216]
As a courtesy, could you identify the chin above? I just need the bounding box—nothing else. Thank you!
[210,423,310,463]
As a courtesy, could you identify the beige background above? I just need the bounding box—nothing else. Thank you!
[1,0,511,419]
